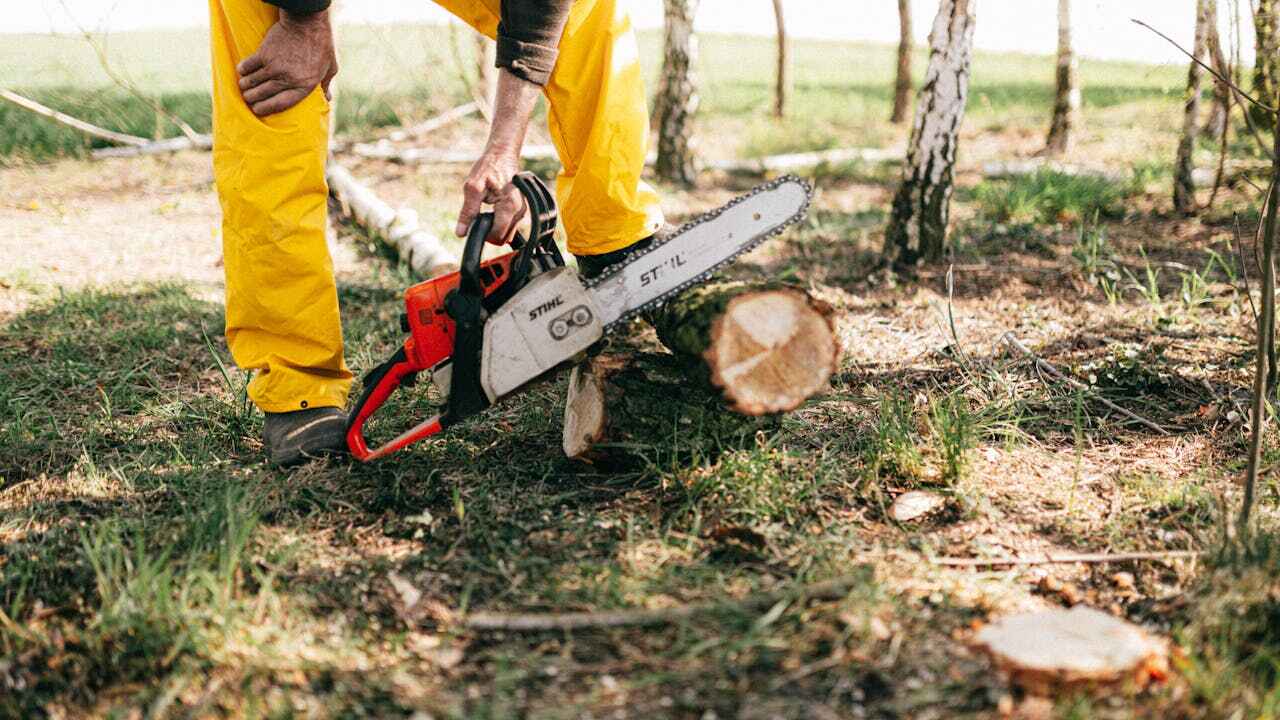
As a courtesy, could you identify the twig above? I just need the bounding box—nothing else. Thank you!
[459,574,868,632]
[0,89,149,146]
[1233,213,1260,324]
[1000,332,1170,435]
[930,550,1200,567]
[383,101,480,143]
[944,264,972,366]
[1132,17,1275,159]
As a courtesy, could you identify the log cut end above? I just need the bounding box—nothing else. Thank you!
[705,289,838,415]
[563,360,609,460]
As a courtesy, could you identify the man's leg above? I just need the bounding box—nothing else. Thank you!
[209,0,352,463]
[433,0,663,267]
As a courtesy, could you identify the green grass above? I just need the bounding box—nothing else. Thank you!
[972,169,1143,226]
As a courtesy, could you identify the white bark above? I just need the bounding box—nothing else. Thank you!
[0,89,150,147]
[91,134,213,159]
[655,0,700,185]
[326,162,458,277]
[885,0,976,265]
[347,143,558,164]
[1045,0,1080,154]
[1174,0,1211,215]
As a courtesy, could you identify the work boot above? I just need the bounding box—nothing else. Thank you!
[574,235,655,281]
[263,407,348,467]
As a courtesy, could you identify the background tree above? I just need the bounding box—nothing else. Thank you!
[476,35,498,117]
[772,0,789,118]
[891,0,914,124]
[1174,0,1211,215]
[1044,0,1079,155]
[655,0,700,185]
[1201,0,1230,140]
[884,0,976,266]
[1253,0,1279,131]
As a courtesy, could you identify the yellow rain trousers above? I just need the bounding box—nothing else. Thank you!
[210,0,662,413]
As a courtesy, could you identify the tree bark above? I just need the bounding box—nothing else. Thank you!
[884,0,976,267]
[891,0,914,124]
[563,283,839,459]
[655,0,700,186]
[1253,0,1279,131]
[1202,0,1230,140]
[1174,0,1211,216]
[772,0,789,118]
[475,35,498,118]
[1044,0,1080,155]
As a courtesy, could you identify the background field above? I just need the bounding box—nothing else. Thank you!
[3,24,1280,720]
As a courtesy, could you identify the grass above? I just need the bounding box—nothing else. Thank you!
[3,23,1280,720]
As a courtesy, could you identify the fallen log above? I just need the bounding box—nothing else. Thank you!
[326,162,458,277]
[563,283,840,459]
[91,134,212,160]
[0,89,149,147]
[348,142,558,165]
[385,101,480,143]
[706,146,904,174]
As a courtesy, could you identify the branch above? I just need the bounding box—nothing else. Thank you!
[930,550,1200,567]
[0,89,150,147]
[91,134,212,159]
[1001,332,1170,435]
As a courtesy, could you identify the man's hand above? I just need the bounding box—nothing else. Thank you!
[455,68,542,244]
[237,10,336,117]
[457,145,527,245]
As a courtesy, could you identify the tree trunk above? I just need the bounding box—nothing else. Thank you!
[563,283,839,459]
[655,0,700,186]
[1253,0,1279,132]
[891,0,914,124]
[1044,0,1080,155]
[475,35,498,117]
[1174,0,1211,216]
[772,0,789,118]
[1202,0,1230,140]
[884,0,976,267]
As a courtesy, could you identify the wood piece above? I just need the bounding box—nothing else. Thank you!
[326,162,458,277]
[458,572,869,632]
[974,606,1170,695]
[889,490,946,522]
[931,550,1199,567]
[562,359,610,459]
[652,283,839,416]
[347,142,557,164]
[383,102,480,143]
[708,147,903,174]
[0,89,149,147]
[91,134,212,159]
[1000,332,1169,435]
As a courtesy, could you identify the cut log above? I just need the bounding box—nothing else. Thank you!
[561,284,839,460]
[651,283,839,416]
[326,162,458,277]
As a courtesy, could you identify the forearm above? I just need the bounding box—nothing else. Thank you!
[484,69,542,155]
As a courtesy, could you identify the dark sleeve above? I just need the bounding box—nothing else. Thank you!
[263,0,331,15]
[497,0,572,86]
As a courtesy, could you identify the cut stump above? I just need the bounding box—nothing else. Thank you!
[974,606,1170,696]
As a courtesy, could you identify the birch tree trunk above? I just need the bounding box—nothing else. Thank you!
[1174,0,1211,216]
[1044,0,1080,155]
[475,35,498,116]
[1202,0,1230,140]
[655,0,700,186]
[891,0,914,124]
[1253,0,1279,131]
[884,0,976,266]
[772,0,789,118]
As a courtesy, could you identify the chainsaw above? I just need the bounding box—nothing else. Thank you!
[346,171,812,461]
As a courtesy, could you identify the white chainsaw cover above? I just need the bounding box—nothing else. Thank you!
[481,267,603,402]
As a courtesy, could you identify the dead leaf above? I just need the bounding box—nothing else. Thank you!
[889,490,946,522]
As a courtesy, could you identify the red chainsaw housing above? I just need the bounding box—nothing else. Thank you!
[345,251,516,461]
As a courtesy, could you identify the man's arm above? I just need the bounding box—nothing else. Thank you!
[456,1,572,243]
[237,4,337,117]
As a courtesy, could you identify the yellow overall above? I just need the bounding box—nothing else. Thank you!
[209,0,663,413]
